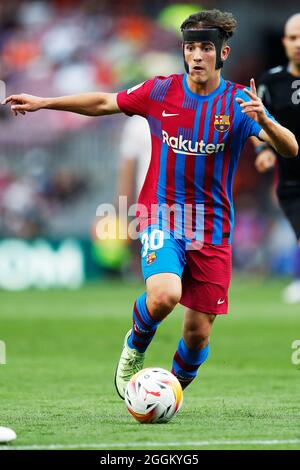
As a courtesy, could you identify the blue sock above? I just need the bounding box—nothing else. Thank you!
[127,293,161,353]
[172,338,210,389]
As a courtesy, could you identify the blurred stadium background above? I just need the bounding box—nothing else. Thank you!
[0,0,299,289]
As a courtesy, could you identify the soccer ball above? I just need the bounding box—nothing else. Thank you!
[124,368,183,424]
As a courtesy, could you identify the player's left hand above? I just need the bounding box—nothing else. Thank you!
[236,78,268,125]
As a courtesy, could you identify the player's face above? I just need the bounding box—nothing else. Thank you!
[283,20,300,66]
[184,42,216,83]
[184,42,229,84]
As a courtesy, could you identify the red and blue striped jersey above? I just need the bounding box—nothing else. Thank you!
[117,73,272,245]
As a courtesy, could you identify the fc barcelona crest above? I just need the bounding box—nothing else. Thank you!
[146,252,156,265]
[214,114,230,132]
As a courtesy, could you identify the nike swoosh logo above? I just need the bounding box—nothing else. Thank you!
[162,111,179,117]
[217,299,225,305]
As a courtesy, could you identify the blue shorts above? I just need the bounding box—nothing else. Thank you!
[139,224,232,315]
[140,225,187,280]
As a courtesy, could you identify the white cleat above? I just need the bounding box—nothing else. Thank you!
[114,330,145,400]
[282,280,300,304]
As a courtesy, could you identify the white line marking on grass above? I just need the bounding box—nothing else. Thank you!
[0,439,300,450]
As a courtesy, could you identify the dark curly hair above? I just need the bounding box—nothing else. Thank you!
[181,9,237,41]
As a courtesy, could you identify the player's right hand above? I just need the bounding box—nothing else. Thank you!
[255,149,276,173]
[1,93,44,116]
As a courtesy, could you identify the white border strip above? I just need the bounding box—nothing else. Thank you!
[1,439,300,450]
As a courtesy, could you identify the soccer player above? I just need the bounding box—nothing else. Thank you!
[253,13,300,303]
[2,10,298,399]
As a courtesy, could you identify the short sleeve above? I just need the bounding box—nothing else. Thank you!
[117,79,155,118]
[236,87,278,140]
[243,104,278,140]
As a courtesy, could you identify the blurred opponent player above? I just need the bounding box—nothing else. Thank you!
[3,9,298,398]
[117,116,151,207]
[116,116,151,278]
[253,13,300,303]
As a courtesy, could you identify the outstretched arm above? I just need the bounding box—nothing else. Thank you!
[236,79,298,158]
[2,92,120,117]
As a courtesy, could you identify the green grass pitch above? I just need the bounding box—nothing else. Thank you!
[0,277,300,450]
